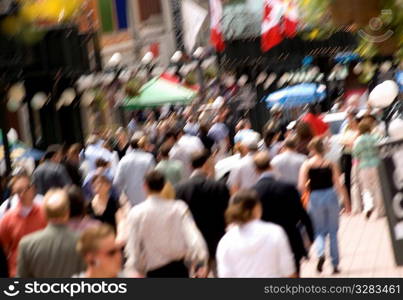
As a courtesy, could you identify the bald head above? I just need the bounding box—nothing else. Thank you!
[254,151,271,173]
[44,189,70,222]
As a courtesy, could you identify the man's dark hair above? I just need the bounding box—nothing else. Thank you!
[159,143,172,158]
[145,170,166,192]
[95,158,109,168]
[191,150,211,169]
[263,130,277,147]
[65,185,87,218]
[308,104,319,115]
[164,130,177,141]
[43,144,62,160]
[130,137,141,149]
[284,137,297,150]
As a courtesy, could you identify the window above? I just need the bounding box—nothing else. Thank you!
[98,0,129,33]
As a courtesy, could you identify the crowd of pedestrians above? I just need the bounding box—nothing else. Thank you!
[0,103,386,278]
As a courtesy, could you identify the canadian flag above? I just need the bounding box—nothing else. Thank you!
[209,0,225,52]
[261,0,285,52]
[283,0,299,38]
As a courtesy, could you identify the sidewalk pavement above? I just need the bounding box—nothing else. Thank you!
[300,214,403,278]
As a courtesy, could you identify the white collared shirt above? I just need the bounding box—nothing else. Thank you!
[124,196,208,275]
[0,194,43,219]
[169,135,204,177]
[216,220,295,278]
[227,153,260,190]
[271,150,307,186]
[113,150,155,206]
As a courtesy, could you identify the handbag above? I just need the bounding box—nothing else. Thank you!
[301,190,310,209]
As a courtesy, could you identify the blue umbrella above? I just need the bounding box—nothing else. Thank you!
[334,52,360,64]
[264,83,326,109]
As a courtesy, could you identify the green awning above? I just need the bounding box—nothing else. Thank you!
[122,77,197,109]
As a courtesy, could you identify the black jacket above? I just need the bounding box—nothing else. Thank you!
[175,175,230,257]
[254,176,314,263]
[0,243,8,277]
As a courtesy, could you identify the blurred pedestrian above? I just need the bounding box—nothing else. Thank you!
[295,121,314,156]
[227,138,260,194]
[0,172,43,220]
[66,185,100,232]
[169,129,205,177]
[208,114,230,160]
[64,144,83,186]
[259,129,283,158]
[198,124,215,153]
[0,174,47,277]
[114,137,155,206]
[155,143,184,185]
[216,190,296,278]
[32,145,72,195]
[253,152,313,275]
[352,120,385,219]
[88,175,122,232]
[339,110,359,202]
[0,244,7,277]
[125,171,208,278]
[114,128,129,160]
[271,137,307,187]
[301,104,330,137]
[299,138,350,274]
[175,151,230,273]
[184,116,200,136]
[75,224,124,278]
[17,189,85,277]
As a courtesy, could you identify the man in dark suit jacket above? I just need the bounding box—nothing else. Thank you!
[253,151,314,275]
[0,244,8,277]
[175,150,230,263]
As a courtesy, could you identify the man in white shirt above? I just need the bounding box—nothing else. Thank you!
[81,136,119,177]
[125,170,208,277]
[113,137,155,207]
[169,130,204,178]
[227,138,260,195]
[233,119,257,144]
[271,137,307,187]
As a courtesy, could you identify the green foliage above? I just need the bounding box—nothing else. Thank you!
[125,78,143,98]
[184,71,197,86]
[300,0,402,60]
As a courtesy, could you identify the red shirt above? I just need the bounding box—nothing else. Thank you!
[301,113,329,136]
[0,203,47,277]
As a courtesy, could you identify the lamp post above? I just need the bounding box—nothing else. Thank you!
[193,47,206,95]
[170,50,183,80]
[141,51,155,81]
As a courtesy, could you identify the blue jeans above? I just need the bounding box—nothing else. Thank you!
[308,188,340,267]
